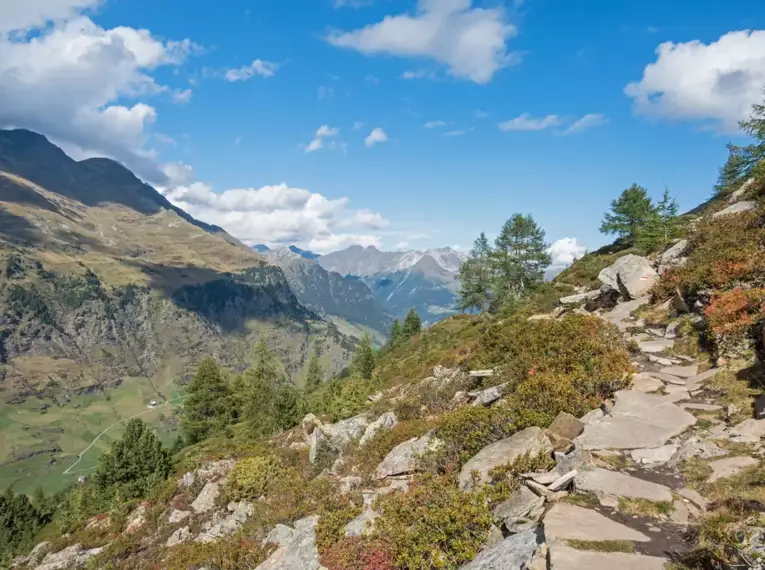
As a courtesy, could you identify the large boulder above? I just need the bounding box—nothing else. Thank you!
[458,528,541,570]
[658,239,689,274]
[309,414,369,464]
[598,255,657,300]
[458,427,553,492]
[36,544,105,570]
[359,412,398,446]
[195,501,254,543]
[559,290,601,306]
[191,481,221,514]
[256,516,324,570]
[713,201,757,218]
[373,433,442,479]
[548,543,667,570]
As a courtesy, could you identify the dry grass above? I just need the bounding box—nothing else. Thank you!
[565,539,636,553]
[617,498,674,519]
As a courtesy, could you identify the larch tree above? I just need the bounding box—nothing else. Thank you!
[305,354,323,392]
[492,213,552,301]
[351,332,375,380]
[600,184,656,244]
[401,308,422,341]
[458,232,493,312]
[182,358,233,444]
[637,188,681,253]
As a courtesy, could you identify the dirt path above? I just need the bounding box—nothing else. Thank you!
[63,396,184,476]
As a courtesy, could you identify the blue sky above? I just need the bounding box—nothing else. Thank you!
[2,0,765,262]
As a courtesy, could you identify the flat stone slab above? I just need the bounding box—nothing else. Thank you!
[575,391,696,450]
[374,433,442,479]
[602,297,651,331]
[549,543,667,570]
[631,445,678,465]
[713,200,757,218]
[707,456,758,483]
[631,374,664,393]
[660,365,698,379]
[458,529,540,569]
[637,339,675,353]
[560,290,601,306]
[575,468,673,502]
[680,403,722,412]
[727,419,765,444]
[645,372,686,385]
[544,503,650,542]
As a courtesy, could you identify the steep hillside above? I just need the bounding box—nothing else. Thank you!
[0,129,354,494]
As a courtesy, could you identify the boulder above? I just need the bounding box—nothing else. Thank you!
[374,433,442,479]
[548,543,667,570]
[15,541,50,567]
[191,481,221,514]
[707,456,758,483]
[309,415,369,464]
[727,419,765,444]
[168,509,192,524]
[728,177,755,203]
[344,509,379,537]
[659,239,689,269]
[458,427,553,492]
[124,503,148,535]
[196,501,254,543]
[713,201,757,218]
[492,486,544,529]
[574,390,696,450]
[559,290,601,306]
[631,373,664,393]
[359,411,398,446]
[547,412,585,441]
[544,503,650,542]
[458,529,540,570]
[166,526,192,547]
[256,515,324,570]
[36,544,105,570]
[598,255,658,300]
[574,468,672,502]
[337,476,362,494]
[668,438,726,466]
[469,383,509,407]
[195,459,236,482]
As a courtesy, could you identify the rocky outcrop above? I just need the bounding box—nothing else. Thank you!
[256,515,324,570]
[598,254,658,300]
[191,481,221,514]
[196,501,254,543]
[458,528,541,570]
[359,411,397,446]
[574,467,673,502]
[124,502,148,535]
[458,427,553,492]
[544,503,650,542]
[548,543,667,570]
[166,526,192,547]
[559,290,601,306]
[35,544,104,570]
[658,239,689,273]
[468,383,508,407]
[492,486,545,532]
[713,201,757,217]
[374,433,442,479]
[309,415,369,464]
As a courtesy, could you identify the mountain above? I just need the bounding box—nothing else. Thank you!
[0,129,354,493]
[318,245,465,324]
[262,247,392,339]
[251,244,271,253]
[288,245,321,260]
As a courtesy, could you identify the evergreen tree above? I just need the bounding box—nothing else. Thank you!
[637,189,681,253]
[714,145,748,195]
[241,340,285,438]
[351,332,375,380]
[274,384,302,431]
[401,308,422,341]
[0,489,47,562]
[600,184,656,244]
[738,91,765,180]
[305,354,323,392]
[95,419,171,498]
[182,358,233,444]
[388,319,402,349]
[458,232,493,312]
[492,213,552,301]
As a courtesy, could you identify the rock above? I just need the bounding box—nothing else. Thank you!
[673,288,690,313]
[575,391,696,450]
[660,239,689,268]
[469,383,508,407]
[524,471,560,485]
[36,544,105,570]
[257,515,324,570]
[707,456,758,483]
[527,544,549,570]
[547,412,585,441]
[483,525,505,550]
[374,432,442,479]
[493,486,545,528]
[546,431,574,453]
[458,427,553,492]
[548,543,667,570]
[712,201,757,218]
[678,488,709,511]
[559,290,601,306]
[309,414,369,464]
[85,514,110,531]
[16,541,50,567]
[451,391,471,408]
[344,509,379,537]
[168,508,192,524]
[668,438,726,466]
[680,403,723,412]
[359,411,398,446]
[575,468,673,502]
[525,480,555,497]
[644,372,685,385]
[196,459,236,482]
[728,177,755,203]
[598,255,658,300]
[548,470,577,491]
[124,503,148,535]
[337,476,362,494]
[636,338,675,353]
[664,322,681,339]
[755,394,765,420]
[728,419,765,444]
[458,529,540,570]
[544,503,650,542]
[301,413,323,431]
[671,500,690,524]
[166,526,193,547]
[631,373,664,393]
[660,365,698,378]
[601,296,651,331]
[180,471,196,488]
[580,408,605,424]
[648,355,676,366]
[196,501,254,543]
[555,448,593,475]
[630,445,678,465]
[191,481,221,514]
[367,391,383,402]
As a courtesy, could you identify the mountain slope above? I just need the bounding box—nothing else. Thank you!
[318,245,464,324]
[0,129,354,493]
[263,247,392,338]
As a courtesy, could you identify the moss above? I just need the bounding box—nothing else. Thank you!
[563,493,601,509]
[565,539,636,553]
[617,498,674,519]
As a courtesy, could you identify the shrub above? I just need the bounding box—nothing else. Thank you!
[345,420,431,477]
[321,537,395,570]
[507,371,600,426]
[227,455,293,500]
[435,406,519,469]
[373,475,492,570]
[705,288,765,338]
[484,452,557,505]
[163,537,272,570]
[315,502,363,553]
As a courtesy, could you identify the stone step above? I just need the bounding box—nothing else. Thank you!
[544,503,651,543]
[549,543,667,570]
[574,468,673,502]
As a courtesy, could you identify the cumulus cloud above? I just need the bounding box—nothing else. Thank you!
[549,237,587,266]
[224,58,278,81]
[0,6,199,185]
[498,113,562,131]
[305,125,339,153]
[561,113,608,135]
[160,182,388,254]
[326,0,519,84]
[365,127,388,147]
[625,30,765,132]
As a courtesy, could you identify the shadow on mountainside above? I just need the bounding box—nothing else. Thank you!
[0,210,46,247]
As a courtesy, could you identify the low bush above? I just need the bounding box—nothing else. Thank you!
[161,537,272,570]
[484,451,557,505]
[321,536,395,570]
[705,288,765,339]
[227,455,293,501]
[315,502,363,553]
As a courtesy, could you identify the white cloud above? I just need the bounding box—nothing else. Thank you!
[425,120,447,128]
[326,0,518,84]
[353,121,365,130]
[365,127,388,147]
[549,237,587,266]
[561,113,608,135]
[0,10,199,184]
[172,88,192,104]
[443,128,473,136]
[625,30,765,132]
[160,182,387,254]
[401,69,436,80]
[305,125,339,153]
[224,59,278,81]
[334,0,373,8]
[498,113,562,131]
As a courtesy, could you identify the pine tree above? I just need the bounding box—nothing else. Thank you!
[95,419,171,498]
[637,189,681,252]
[305,354,323,392]
[0,489,47,561]
[492,213,552,302]
[351,332,375,380]
[241,340,285,438]
[600,184,656,244]
[458,232,493,312]
[388,320,402,349]
[182,358,233,444]
[274,384,302,431]
[715,145,748,196]
[401,308,422,341]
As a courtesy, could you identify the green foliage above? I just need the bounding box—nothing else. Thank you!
[385,319,402,351]
[715,145,749,196]
[636,188,683,253]
[351,333,376,380]
[54,270,107,309]
[436,406,520,468]
[315,502,364,553]
[182,358,234,444]
[5,284,55,326]
[600,184,656,244]
[95,419,171,500]
[373,475,492,570]
[401,309,422,342]
[554,241,638,289]
[458,233,493,312]
[321,537,395,570]
[484,452,557,505]
[163,537,272,570]
[305,376,375,422]
[0,488,49,564]
[228,455,292,500]
[306,354,324,392]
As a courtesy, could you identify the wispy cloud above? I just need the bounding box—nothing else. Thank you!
[425,120,447,129]
[561,113,609,135]
[443,128,474,137]
[305,125,340,153]
[225,59,278,81]
[498,113,562,131]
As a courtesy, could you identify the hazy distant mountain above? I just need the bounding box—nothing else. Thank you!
[252,244,271,253]
[264,247,392,337]
[288,245,320,260]
[318,245,465,324]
